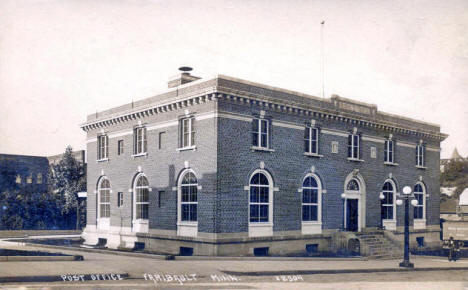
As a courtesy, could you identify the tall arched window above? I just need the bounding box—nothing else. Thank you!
[98,178,111,218]
[180,171,198,222]
[134,175,149,220]
[381,181,394,220]
[414,183,425,220]
[302,176,319,221]
[249,172,270,223]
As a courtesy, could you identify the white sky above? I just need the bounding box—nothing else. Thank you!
[0,0,467,159]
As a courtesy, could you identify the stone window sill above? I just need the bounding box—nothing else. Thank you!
[177,221,198,226]
[131,152,147,158]
[97,158,109,163]
[177,146,197,152]
[347,157,364,162]
[249,222,273,227]
[384,162,399,166]
[415,165,427,169]
[251,146,275,152]
[301,221,322,225]
[304,152,323,158]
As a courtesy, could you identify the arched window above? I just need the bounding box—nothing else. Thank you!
[381,181,394,220]
[180,171,198,222]
[98,178,111,218]
[249,172,270,223]
[347,179,360,191]
[414,183,425,220]
[302,176,319,221]
[134,175,149,220]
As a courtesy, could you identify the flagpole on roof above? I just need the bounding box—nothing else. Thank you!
[321,20,325,99]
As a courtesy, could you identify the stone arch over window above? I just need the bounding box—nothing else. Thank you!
[132,173,149,233]
[381,179,397,230]
[300,173,323,234]
[97,176,111,230]
[177,168,199,237]
[247,169,274,237]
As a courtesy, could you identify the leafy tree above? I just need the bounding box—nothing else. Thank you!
[48,146,86,229]
[441,160,468,185]
[441,159,468,200]
[0,168,62,230]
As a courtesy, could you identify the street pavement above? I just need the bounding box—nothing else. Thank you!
[1,241,468,289]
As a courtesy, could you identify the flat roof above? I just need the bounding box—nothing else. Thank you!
[83,74,445,136]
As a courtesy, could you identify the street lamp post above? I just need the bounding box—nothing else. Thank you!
[396,186,418,268]
[379,192,386,230]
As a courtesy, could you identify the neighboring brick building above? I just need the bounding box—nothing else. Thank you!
[81,69,447,256]
[0,150,86,191]
[0,154,49,194]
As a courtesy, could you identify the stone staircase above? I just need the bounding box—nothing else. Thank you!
[356,232,403,259]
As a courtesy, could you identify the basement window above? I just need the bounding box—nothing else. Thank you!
[253,247,269,256]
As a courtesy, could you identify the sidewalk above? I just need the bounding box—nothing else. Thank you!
[1,241,468,283]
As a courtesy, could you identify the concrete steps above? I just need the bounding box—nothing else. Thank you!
[356,232,402,260]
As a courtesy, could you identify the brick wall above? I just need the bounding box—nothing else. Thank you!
[86,100,218,233]
[216,98,441,233]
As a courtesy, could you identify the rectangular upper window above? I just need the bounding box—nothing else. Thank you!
[117,192,123,207]
[180,117,195,148]
[133,127,147,155]
[252,118,269,149]
[117,140,124,155]
[36,173,43,184]
[304,127,319,154]
[384,139,394,163]
[347,133,360,159]
[416,144,425,167]
[159,132,165,149]
[97,134,108,160]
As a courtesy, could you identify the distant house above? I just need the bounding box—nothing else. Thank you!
[441,148,466,172]
[441,188,468,222]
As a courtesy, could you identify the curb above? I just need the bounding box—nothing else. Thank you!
[222,266,468,276]
[173,255,368,261]
[0,255,83,262]
[0,273,129,284]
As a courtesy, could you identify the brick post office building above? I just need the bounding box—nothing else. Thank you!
[81,70,447,256]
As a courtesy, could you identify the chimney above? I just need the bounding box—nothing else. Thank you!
[168,67,201,88]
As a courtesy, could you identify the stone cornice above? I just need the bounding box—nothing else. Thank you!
[80,76,448,141]
[80,92,217,132]
[215,90,447,141]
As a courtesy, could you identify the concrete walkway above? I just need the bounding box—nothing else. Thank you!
[1,241,468,280]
